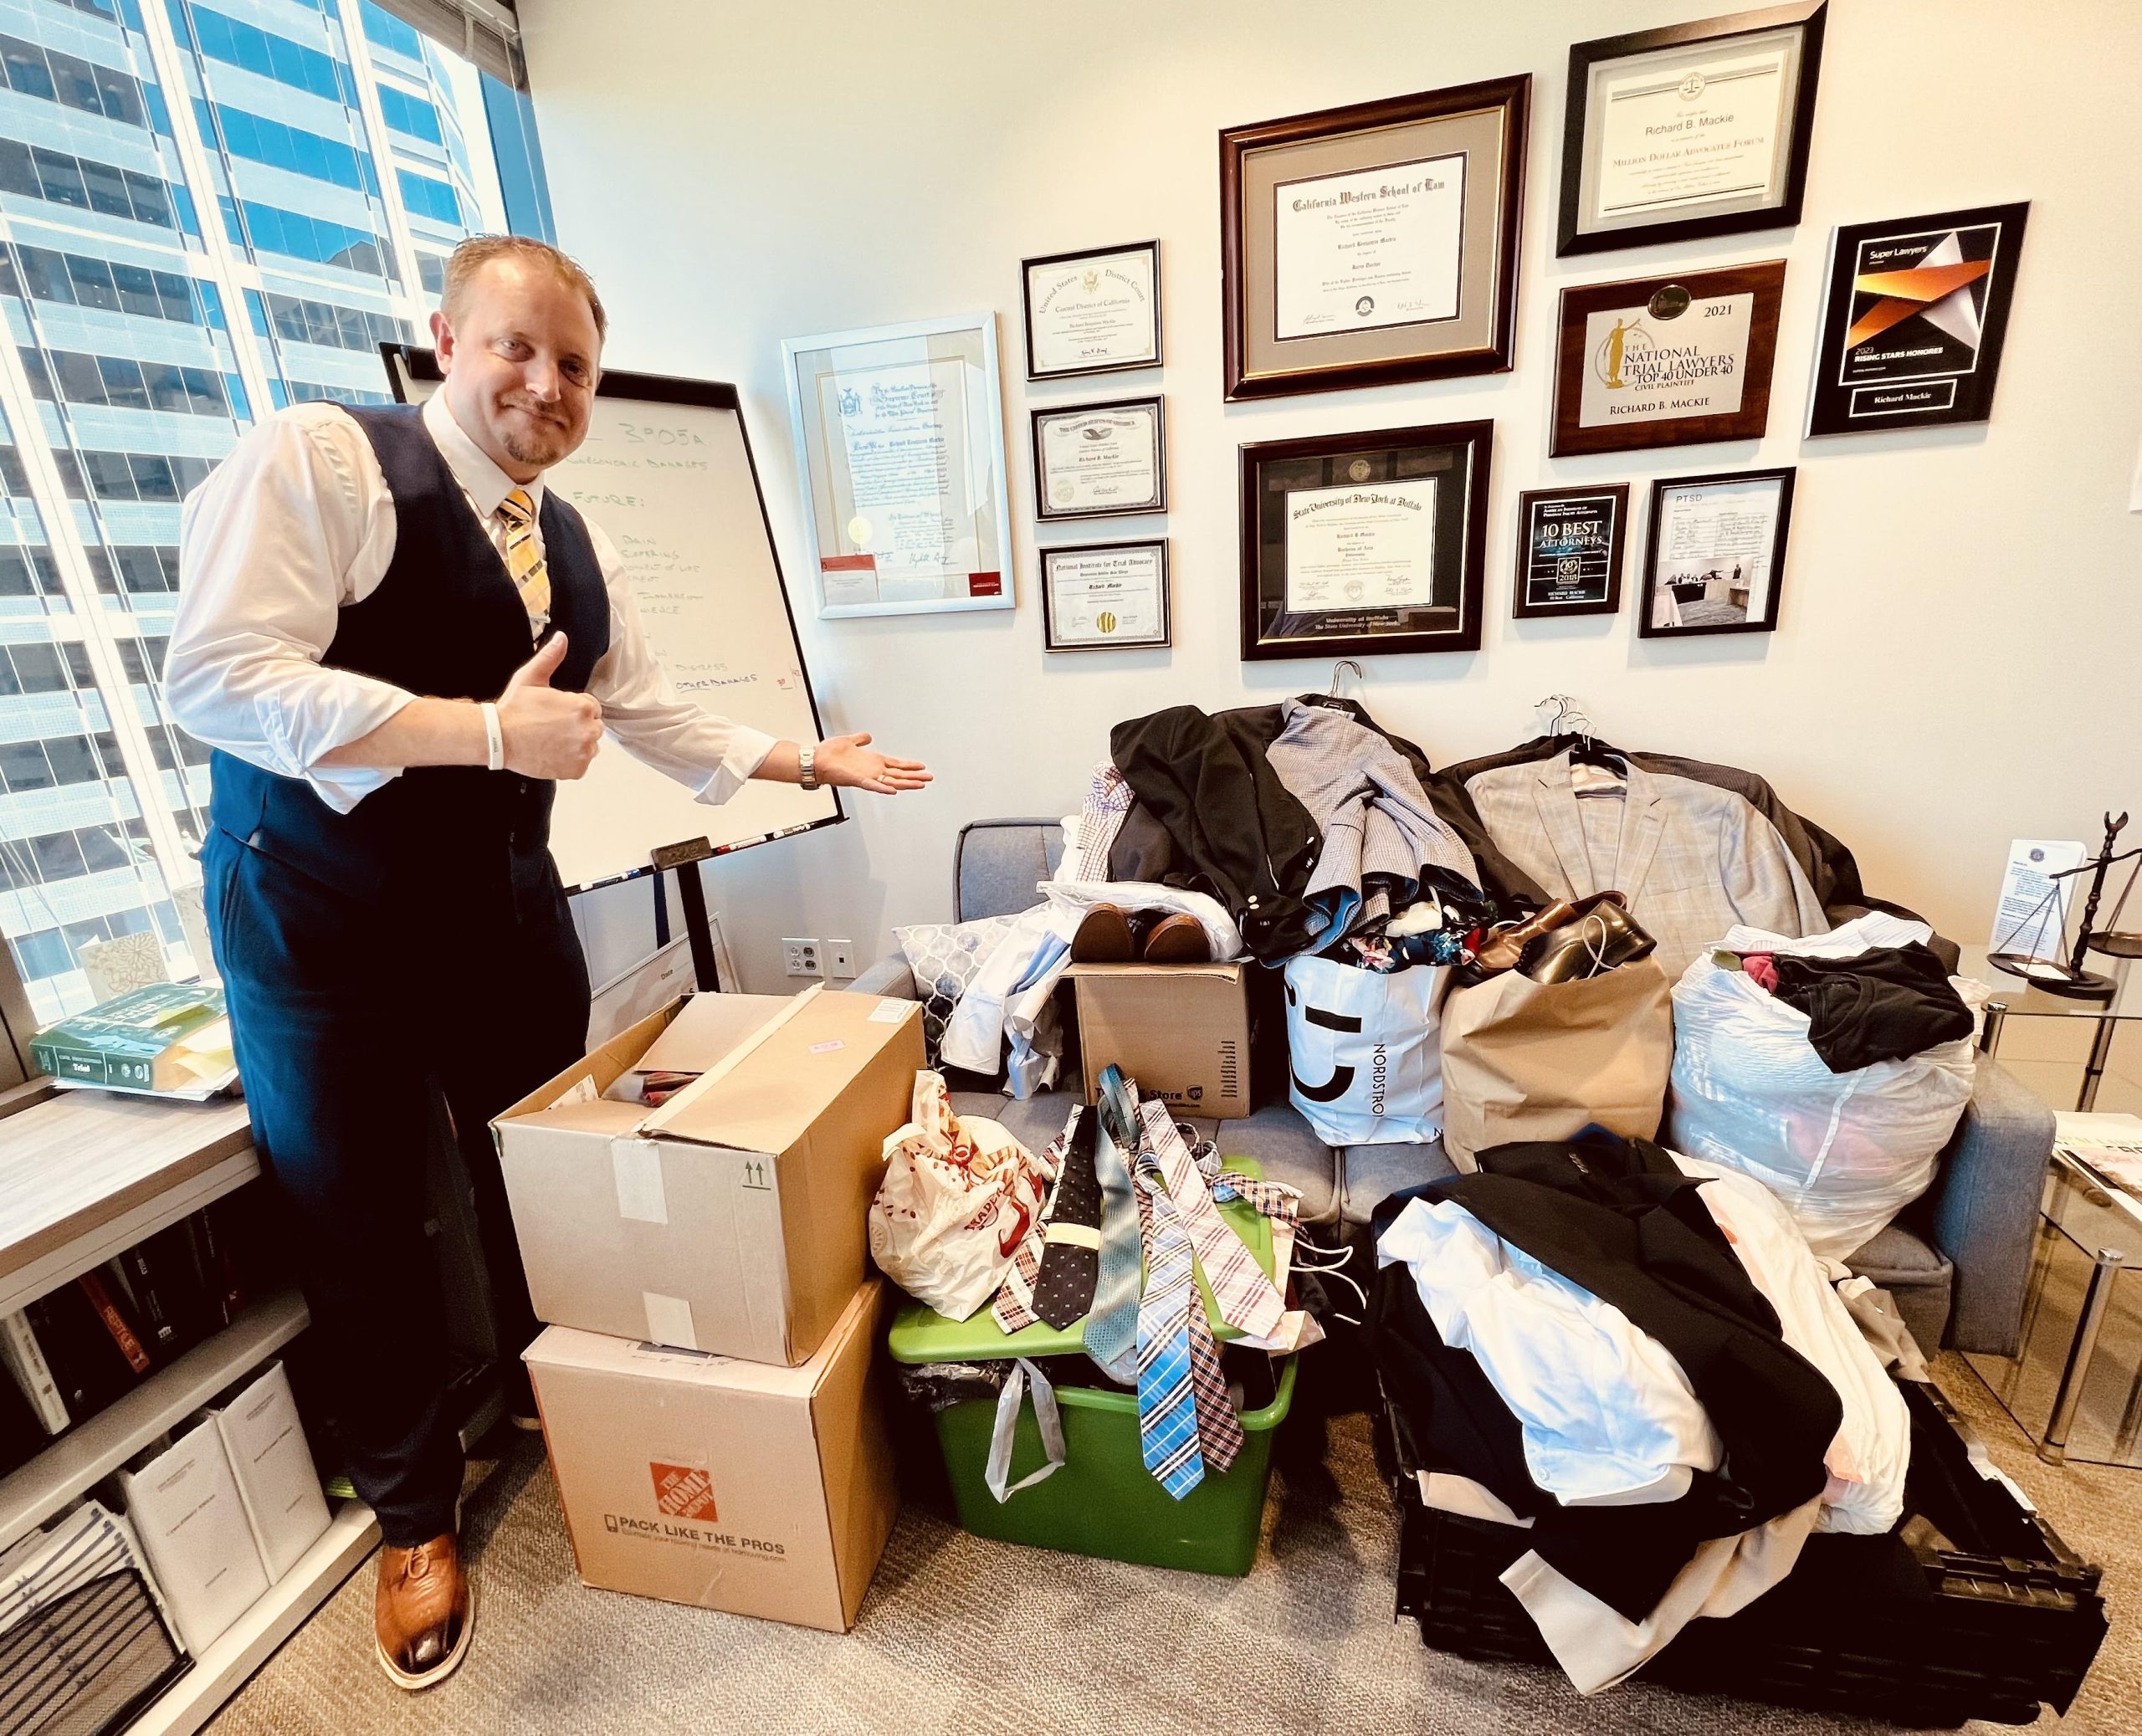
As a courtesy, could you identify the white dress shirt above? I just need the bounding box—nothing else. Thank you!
[167,390,778,815]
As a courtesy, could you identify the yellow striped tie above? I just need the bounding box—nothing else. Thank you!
[495,487,550,634]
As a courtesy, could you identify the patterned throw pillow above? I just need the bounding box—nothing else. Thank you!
[894,915,1021,1068]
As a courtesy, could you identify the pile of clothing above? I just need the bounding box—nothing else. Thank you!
[1369,1128,1919,1694]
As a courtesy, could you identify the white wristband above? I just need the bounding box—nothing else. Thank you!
[480,701,504,772]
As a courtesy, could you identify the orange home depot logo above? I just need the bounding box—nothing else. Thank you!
[651,1462,716,1523]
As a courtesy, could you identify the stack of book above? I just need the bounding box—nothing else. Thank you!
[2056,1111,2142,1199]
[0,1201,250,1477]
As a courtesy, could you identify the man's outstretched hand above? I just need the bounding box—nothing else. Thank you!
[814,733,931,795]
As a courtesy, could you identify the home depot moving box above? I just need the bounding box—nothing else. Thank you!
[494,987,923,1365]
[525,1279,895,1632]
[1069,962,1254,1119]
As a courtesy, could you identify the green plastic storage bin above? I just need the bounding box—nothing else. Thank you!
[886,1158,1295,1576]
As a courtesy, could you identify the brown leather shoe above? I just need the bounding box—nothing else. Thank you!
[1071,904,1136,963]
[375,1531,474,1691]
[1140,914,1211,964]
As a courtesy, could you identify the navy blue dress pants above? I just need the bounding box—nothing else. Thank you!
[202,825,589,1548]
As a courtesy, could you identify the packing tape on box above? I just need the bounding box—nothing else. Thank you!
[612,1138,669,1224]
[643,1291,697,1350]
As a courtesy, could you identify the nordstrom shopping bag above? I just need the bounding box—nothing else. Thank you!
[1439,957,1673,1170]
[1282,955,1449,1146]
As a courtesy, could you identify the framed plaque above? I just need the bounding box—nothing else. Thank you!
[1031,395,1166,521]
[1239,421,1491,661]
[1513,484,1628,618]
[1042,539,1170,652]
[1806,202,2030,436]
[781,313,1014,618]
[1550,261,1785,458]
[1021,240,1161,380]
[1638,466,1795,638]
[1220,76,1528,401]
[1559,3,1827,256]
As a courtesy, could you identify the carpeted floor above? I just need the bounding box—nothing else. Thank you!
[208,1354,2134,1736]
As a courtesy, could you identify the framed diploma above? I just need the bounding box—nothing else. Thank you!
[1031,395,1166,521]
[1513,484,1628,619]
[1042,539,1170,652]
[1238,421,1490,661]
[1550,261,1784,458]
[1220,76,1528,401]
[1638,466,1795,639]
[781,313,1015,618]
[1021,240,1161,380]
[1559,3,1827,256]
[1806,202,2030,437]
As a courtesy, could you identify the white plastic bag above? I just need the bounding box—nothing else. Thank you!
[868,1072,1055,1320]
[1282,955,1448,1146]
[1665,922,1975,1262]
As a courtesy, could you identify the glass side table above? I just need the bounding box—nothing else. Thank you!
[1958,943,2140,1112]
[1964,1150,2142,1467]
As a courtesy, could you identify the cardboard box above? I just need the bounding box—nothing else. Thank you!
[495,987,924,1365]
[1069,962,1254,1119]
[526,1278,896,1633]
[118,1415,269,1654]
[213,1361,331,1583]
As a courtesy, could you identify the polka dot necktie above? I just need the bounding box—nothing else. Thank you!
[1028,1109,1104,1331]
[495,487,550,636]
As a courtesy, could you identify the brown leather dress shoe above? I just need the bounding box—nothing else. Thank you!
[1140,913,1211,964]
[1070,904,1136,963]
[375,1531,474,1691]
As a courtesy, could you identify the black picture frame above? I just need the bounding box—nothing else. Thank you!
[1020,239,1162,381]
[1637,465,1796,638]
[1557,2,1827,257]
[1221,76,1529,400]
[1239,420,1491,661]
[1513,484,1629,618]
[1041,538,1171,653]
[1030,395,1166,522]
[1806,202,2031,437]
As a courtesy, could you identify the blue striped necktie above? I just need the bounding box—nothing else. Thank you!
[1135,1154,1205,1499]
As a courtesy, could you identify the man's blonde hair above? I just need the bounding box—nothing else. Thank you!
[441,234,607,341]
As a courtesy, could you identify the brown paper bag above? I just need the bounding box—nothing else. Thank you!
[1438,957,1673,1170]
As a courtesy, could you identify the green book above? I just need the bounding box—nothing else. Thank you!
[29,982,237,1098]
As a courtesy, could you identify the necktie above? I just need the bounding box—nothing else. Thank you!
[1136,1103,1286,1339]
[1134,1156,1205,1499]
[1022,1109,1105,1332]
[992,1107,1084,1334]
[495,487,551,634]
[1081,1067,1145,1377]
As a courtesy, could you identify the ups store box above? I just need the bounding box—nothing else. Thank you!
[526,1279,896,1633]
[495,987,923,1365]
[1069,961,1253,1119]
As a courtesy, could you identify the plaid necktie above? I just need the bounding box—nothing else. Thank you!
[1134,1155,1205,1499]
[1136,1103,1286,1339]
[992,1107,1086,1334]
[495,487,551,634]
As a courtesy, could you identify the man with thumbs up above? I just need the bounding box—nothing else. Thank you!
[167,236,927,1689]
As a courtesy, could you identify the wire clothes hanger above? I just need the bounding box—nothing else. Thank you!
[1535,693,1625,773]
[1304,658,1367,711]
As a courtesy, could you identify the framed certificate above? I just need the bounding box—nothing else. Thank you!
[1513,484,1628,619]
[1220,76,1528,401]
[1638,466,1795,638]
[781,313,1014,618]
[1806,202,2030,437]
[1021,240,1161,380]
[1042,539,1170,652]
[1559,3,1827,256]
[1031,395,1166,521]
[1239,421,1490,661]
[1550,261,1785,458]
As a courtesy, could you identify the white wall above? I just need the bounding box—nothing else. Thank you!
[520,0,2142,992]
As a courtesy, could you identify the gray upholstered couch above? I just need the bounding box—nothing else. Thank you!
[851,817,2055,1355]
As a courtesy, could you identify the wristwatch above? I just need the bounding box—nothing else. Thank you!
[798,742,819,790]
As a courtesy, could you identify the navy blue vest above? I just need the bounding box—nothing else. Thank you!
[208,404,611,904]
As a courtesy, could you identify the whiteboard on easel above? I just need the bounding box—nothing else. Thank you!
[383,348,840,888]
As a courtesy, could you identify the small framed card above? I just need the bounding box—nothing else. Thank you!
[1021,240,1162,380]
[1031,395,1166,521]
[1513,484,1628,618]
[1042,539,1170,651]
[1639,466,1795,638]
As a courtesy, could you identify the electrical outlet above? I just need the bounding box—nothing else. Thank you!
[782,937,821,977]
[826,939,856,979]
